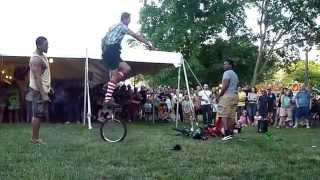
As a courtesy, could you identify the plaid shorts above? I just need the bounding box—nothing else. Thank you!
[26,88,48,118]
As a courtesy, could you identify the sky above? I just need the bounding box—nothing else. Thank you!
[0,0,143,58]
[0,0,319,60]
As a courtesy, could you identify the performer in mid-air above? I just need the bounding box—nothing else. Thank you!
[101,12,155,104]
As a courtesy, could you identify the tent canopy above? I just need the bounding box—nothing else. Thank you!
[0,49,183,86]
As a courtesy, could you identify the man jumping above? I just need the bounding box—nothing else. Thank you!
[101,12,155,104]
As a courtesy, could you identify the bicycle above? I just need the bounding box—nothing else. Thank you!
[99,104,127,143]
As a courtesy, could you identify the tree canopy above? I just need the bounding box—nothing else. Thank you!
[282,60,320,89]
[138,0,320,87]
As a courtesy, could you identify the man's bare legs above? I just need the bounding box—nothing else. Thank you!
[221,117,228,135]
[31,117,41,141]
[221,116,235,137]
[104,61,131,103]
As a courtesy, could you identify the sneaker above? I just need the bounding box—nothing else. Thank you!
[31,138,46,144]
[306,125,310,129]
[293,125,298,128]
[222,135,233,141]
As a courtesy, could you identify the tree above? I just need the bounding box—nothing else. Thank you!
[282,60,320,89]
[198,36,270,85]
[250,0,320,86]
[140,0,248,87]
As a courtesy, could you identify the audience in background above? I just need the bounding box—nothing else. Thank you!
[0,77,318,131]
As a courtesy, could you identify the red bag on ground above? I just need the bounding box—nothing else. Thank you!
[203,117,223,137]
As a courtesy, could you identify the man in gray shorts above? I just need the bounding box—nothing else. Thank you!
[27,36,51,144]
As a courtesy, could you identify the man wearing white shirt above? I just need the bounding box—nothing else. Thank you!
[198,84,213,126]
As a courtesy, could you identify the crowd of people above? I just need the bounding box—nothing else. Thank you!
[0,79,83,124]
[234,84,317,129]
[90,81,317,130]
[1,77,319,130]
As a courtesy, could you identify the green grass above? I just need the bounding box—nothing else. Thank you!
[0,122,320,180]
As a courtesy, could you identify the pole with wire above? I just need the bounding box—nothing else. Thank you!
[176,66,181,128]
[182,59,195,131]
[86,48,92,130]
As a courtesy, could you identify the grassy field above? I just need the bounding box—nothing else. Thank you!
[0,122,320,180]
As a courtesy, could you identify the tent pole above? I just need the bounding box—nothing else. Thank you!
[86,48,92,130]
[184,60,204,91]
[182,59,194,131]
[83,50,88,126]
[87,84,92,129]
[152,96,155,124]
[175,66,181,128]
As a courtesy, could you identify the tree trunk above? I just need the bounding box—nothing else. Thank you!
[304,46,311,86]
[252,41,263,86]
[251,0,267,87]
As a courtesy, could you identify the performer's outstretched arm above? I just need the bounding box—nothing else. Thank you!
[127,29,155,50]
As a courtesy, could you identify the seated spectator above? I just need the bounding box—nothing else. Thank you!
[253,111,262,127]
[237,110,250,127]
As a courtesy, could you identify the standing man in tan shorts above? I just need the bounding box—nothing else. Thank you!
[27,36,51,144]
[216,59,239,141]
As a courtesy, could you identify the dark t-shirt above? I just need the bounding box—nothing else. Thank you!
[267,93,276,110]
[258,95,269,117]
[139,90,147,104]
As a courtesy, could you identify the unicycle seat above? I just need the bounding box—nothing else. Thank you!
[103,101,121,109]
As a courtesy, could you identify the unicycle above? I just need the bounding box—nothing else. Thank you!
[99,104,127,143]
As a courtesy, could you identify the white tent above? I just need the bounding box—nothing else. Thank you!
[0,48,195,130]
[83,49,196,130]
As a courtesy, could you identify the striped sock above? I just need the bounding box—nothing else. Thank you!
[104,81,116,102]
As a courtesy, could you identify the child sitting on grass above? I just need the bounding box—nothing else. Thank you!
[253,111,262,127]
[237,110,251,127]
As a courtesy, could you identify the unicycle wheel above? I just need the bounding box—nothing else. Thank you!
[100,118,127,143]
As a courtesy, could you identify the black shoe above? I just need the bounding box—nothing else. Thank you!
[171,144,182,151]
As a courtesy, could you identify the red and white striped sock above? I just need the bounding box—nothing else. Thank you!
[104,81,116,102]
